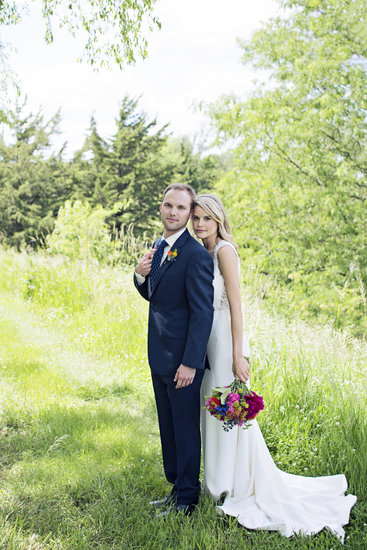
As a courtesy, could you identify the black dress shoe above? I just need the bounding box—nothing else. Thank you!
[149,495,176,508]
[156,504,195,518]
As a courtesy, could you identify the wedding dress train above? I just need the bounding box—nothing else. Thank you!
[201,241,356,541]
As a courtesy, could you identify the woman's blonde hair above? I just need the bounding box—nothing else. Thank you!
[193,194,236,246]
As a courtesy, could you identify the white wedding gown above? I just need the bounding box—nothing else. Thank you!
[201,241,356,541]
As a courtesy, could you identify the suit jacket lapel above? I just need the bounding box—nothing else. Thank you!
[149,229,190,298]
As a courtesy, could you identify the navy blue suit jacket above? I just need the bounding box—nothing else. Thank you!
[134,229,214,376]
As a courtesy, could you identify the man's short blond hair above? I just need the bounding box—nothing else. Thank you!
[163,183,196,209]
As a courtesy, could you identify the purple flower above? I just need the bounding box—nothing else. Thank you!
[245,391,264,420]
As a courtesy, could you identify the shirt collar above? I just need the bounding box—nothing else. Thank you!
[163,227,187,248]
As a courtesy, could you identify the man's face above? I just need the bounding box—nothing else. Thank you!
[160,189,193,236]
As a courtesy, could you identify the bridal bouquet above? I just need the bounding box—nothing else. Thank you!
[205,379,264,432]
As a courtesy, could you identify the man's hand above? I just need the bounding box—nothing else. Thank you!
[174,364,196,389]
[135,248,157,277]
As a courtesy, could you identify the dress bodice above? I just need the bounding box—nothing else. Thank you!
[212,240,240,311]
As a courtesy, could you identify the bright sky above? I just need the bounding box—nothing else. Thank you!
[2,0,279,156]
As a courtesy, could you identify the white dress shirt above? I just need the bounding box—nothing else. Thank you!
[135,227,187,284]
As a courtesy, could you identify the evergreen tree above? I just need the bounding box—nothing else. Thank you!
[0,96,225,249]
[68,118,114,208]
[71,97,175,235]
[162,137,227,193]
[0,101,71,248]
[70,98,226,237]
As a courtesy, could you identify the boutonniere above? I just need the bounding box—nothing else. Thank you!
[166,249,178,262]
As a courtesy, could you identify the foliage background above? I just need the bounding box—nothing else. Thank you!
[206,0,367,336]
[1,0,366,336]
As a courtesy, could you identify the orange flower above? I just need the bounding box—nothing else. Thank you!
[167,249,178,262]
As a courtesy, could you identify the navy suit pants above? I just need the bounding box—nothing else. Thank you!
[151,369,204,506]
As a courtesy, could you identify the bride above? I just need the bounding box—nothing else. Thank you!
[192,193,356,541]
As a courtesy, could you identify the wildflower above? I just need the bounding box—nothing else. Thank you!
[166,249,178,262]
[205,397,221,414]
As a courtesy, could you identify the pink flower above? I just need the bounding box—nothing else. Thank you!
[228,392,240,404]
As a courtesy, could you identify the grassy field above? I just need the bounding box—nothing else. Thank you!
[0,248,366,549]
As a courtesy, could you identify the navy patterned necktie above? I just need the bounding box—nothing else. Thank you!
[150,238,168,290]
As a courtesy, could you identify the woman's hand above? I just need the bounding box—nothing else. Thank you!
[232,356,250,384]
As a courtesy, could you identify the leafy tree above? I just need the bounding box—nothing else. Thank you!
[0,0,160,121]
[209,0,367,334]
[0,1,22,123]
[0,100,71,248]
[0,0,160,67]
[46,200,113,262]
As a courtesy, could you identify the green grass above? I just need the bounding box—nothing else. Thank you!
[0,248,366,549]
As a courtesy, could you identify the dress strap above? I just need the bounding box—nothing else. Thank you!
[214,240,240,276]
[214,240,237,257]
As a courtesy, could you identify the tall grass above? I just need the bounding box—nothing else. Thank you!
[0,247,366,549]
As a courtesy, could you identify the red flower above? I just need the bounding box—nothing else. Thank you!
[206,397,220,412]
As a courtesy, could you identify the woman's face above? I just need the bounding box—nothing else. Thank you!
[192,205,219,241]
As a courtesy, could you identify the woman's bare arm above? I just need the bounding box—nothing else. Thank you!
[217,245,250,383]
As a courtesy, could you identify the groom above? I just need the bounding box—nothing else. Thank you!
[134,183,214,516]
